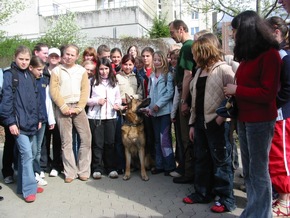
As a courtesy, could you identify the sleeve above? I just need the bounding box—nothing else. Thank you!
[74,72,89,114]
[45,86,56,125]
[155,73,174,108]
[236,50,281,103]
[276,54,290,108]
[0,71,17,126]
[49,67,69,114]
[171,86,180,119]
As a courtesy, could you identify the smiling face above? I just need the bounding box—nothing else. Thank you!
[111,51,122,65]
[63,46,79,68]
[129,46,137,58]
[153,53,163,70]
[35,46,49,63]
[98,64,110,79]
[122,60,134,75]
[15,52,31,70]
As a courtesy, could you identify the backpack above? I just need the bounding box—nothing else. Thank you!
[0,67,19,97]
[0,67,19,121]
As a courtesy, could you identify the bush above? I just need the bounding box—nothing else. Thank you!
[0,35,34,67]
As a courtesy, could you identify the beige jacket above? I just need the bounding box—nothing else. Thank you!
[189,61,235,125]
[116,71,143,99]
[50,64,89,115]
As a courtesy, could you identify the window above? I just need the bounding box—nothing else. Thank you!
[192,11,199,19]
[53,3,59,15]
[191,27,200,35]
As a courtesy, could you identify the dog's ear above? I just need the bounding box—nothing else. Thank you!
[138,98,151,109]
[125,93,132,104]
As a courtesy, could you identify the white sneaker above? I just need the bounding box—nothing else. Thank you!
[169,171,182,178]
[49,169,58,177]
[108,171,118,179]
[92,172,102,179]
[35,173,48,186]
[4,176,14,184]
[39,171,45,178]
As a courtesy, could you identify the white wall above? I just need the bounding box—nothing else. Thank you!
[0,0,40,39]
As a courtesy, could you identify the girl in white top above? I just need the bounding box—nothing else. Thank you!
[87,57,122,179]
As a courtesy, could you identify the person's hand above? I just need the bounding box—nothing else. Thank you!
[9,124,19,136]
[215,116,225,126]
[224,84,237,96]
[49,124,55,130]
[98,98,107,106]
[189,126,195,142]
[38,122,42,130]
[153,105,159,113]
[181,103,190,116]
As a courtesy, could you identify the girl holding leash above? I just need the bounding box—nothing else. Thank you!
[87,57,123,179]
[145,51,176,175]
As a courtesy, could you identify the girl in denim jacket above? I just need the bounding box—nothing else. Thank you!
[145,51,175,175]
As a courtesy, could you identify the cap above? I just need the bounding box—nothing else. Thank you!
[48,48,61,57]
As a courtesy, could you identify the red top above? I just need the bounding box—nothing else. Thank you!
[144,67,152,97]
[236,48,282,122]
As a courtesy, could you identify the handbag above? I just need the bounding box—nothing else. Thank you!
[216,96,238,118]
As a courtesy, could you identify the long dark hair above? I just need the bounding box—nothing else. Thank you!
[94,57,117,87]
[231,10,279,62]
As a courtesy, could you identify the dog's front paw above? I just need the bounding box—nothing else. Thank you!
[141,174,149,181]
[123,175,131,181]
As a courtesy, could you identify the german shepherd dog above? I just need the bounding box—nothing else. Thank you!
[121,94,151,181]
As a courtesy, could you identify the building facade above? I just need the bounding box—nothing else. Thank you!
[0,0,214,40]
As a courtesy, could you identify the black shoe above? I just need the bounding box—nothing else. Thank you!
[151,168,164,174]
[173,176,194,184]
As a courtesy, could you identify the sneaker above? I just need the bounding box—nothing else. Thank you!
[92,172,102,179]
[108,171,118,179]
[25,194,36,203]
[49,169,58,177]
[39,171,45,178]
[4,176,14,184]
[169,171,182,178]
[273,200,290,216]
[35,173,48,186]
[37,187,44,193]
[211,202,228,213]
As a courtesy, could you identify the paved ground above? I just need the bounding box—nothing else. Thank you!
[0,144,247,218]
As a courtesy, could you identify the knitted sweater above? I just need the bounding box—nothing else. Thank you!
[235,48,281,122]
[50,64,89,115]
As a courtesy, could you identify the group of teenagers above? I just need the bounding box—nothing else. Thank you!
[1,6,290,218]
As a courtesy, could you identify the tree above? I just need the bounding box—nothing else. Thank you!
[185,0,284,19]
[148,15,170,39]
[0,0,27,25]
[38,12,87,49]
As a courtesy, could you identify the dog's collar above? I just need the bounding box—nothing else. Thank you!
[123,120,143,127]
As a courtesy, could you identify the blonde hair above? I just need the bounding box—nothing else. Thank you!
[153,51,169,75]
[192,37,223,71]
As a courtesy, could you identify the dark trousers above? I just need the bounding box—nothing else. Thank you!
[89,119,117,174]
[2,127,16,178]
[40,124,62,172]
[193,116,236,211]
[114,115,125,170]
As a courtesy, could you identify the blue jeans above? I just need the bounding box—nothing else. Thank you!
[238,120,275,218]
[15,134,37,198]
[193,116,236,211]
[32,123,46,174]
[152,114,176,171]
